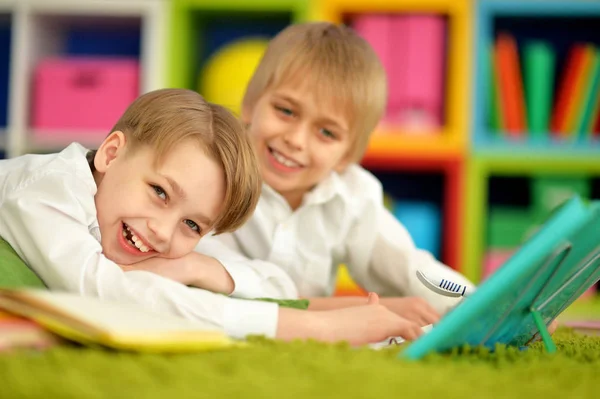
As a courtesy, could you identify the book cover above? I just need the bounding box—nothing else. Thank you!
[389,15,446,130]
[565,45,595,135]
[523,41,555,137]
[575,47,600,138]
[550,45,586,135]
[495,33,527,136]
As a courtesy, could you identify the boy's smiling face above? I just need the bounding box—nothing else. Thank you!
[92,132,225,265]
[244,79,353,209]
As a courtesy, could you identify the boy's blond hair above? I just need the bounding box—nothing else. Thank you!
[243,22,387,163]
[110,88,260,234]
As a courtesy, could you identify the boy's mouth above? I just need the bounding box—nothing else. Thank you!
[121,223,151,253]
[268,147,303,169]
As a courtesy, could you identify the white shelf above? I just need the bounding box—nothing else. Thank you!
[0,0,168,158]
[25,128,108,153]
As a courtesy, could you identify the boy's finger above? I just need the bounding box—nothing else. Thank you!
[422,310,440,326]
[367,292,379,305]
[396,320,423,341]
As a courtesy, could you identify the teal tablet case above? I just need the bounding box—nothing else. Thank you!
[402,196,600,360]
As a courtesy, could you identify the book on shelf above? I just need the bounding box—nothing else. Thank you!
[489,35,600,141]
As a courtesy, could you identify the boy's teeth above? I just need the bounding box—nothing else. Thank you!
[132,236,150,252]
[272,149,300,168]
[123,225,150,253]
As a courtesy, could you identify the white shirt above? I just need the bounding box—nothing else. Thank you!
[201,164,474,315]
[0,143,279,339]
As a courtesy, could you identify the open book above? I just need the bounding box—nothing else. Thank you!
[0,289,237,353]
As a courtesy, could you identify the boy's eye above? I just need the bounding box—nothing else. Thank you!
[152,185,167,201]
[275,106,294,117]
[184,219,201,234]
[320,128,336,139]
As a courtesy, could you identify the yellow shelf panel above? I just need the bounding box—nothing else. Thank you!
[364,129,464,164]
[312,0,472,163]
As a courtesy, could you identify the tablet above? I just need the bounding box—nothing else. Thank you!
[401,196,600,360]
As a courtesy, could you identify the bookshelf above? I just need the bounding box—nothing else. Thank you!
[168,0,309,91]
[313,0,472,272]
[466,0,600,292]
[0,0,167,158]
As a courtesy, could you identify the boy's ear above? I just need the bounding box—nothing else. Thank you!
[240,103,253,126]
[94,131,127,173]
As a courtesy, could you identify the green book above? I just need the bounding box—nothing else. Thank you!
[575,47,600,139]
[488,47,502,133]
[524,41,555,137]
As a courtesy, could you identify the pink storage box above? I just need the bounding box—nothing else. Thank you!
[483,249,515,279]
[353,14,393,96]
[32,58,140,134]
[389,15,446,128]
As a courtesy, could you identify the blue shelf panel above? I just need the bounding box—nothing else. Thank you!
[480,0,600,16]
[373,170,445,259]
[473,132,600,155]
[66,27,141,58]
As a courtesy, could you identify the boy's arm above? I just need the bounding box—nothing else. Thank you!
[0,172,278,339]
[0,171,426,345]
[346,204,474,315]
[119,251,238,295]
[194,234,299,300]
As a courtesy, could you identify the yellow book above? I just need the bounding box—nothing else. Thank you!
[0,289,238,353]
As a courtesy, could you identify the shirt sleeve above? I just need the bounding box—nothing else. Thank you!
[0,171,278,339]
[195,234,299,300]
[342,177,475,315]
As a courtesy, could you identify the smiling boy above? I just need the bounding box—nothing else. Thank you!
[193,22,475,323]
[0,88,425,345]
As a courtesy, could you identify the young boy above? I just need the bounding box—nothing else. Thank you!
[194,22,476,324]
[0,88,424,346]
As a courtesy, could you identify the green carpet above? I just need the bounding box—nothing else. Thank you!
[0,329,597,399]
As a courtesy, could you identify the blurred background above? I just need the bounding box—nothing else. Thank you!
[0,0,599,307]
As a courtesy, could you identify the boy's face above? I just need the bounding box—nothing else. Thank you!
[93,132,225,265]
[244,79,352,208]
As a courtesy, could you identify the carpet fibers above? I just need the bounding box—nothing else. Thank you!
[0,329,597,399]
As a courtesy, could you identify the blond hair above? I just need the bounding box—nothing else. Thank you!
[243,22,387,163]
[110,88,260,234]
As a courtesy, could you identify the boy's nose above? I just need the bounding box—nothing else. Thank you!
[282,126,308,151]
[146,219,174,253]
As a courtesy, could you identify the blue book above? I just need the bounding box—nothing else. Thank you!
[402,196,600,359]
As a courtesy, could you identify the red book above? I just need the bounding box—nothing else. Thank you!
[550,45,587,135]
[495,33,527,136]
[594,106,600,135]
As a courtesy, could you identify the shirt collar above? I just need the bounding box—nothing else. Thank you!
[263,170,351,209]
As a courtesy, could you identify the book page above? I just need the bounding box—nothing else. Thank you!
[0,290,222,336]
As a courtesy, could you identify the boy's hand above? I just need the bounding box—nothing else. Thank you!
[119,252,235,294]
[278,293,424,346]
[379,297,440,326]
[307,295,440,326]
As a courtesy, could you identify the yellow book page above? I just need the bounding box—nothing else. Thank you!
[0,290,239,353]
